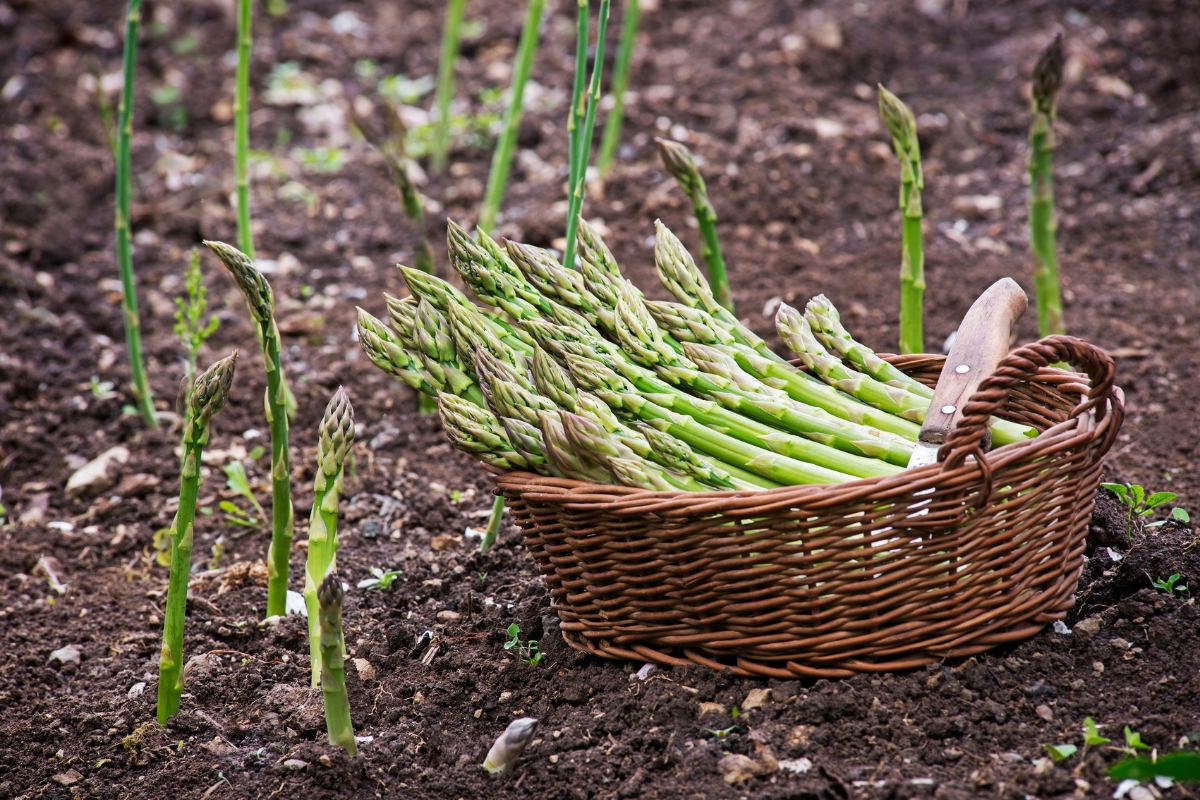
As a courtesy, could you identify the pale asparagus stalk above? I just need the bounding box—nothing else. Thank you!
[316,573,357,754]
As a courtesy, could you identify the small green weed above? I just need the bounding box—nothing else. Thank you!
[504,623,543,665]
[357,567,403,590]
[1100,483,1178,539]
[1152,573,1189,597]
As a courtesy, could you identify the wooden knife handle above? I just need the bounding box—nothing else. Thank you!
[920,278,1028,447]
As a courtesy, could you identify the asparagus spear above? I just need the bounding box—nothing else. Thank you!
[399,264,535,357]
[234,0,254,258]
[446,221,554,321]
[505,240,603,323]
[556,411,713,491]
[498,415,561,476]
[304,388,354,688]
[803,294,933,397]
[653,221,772,358]
[479,0,546,233]
[384,293,419,348]
[157,352,237,725]
[596,0,639,176]
[413,299,487,404]
[878,85,925,355]
[656,138,732,313]
[432,0,465,173]
[356,307,440,397]
[438,392,537,472]
[1030,33,1065,337]
[114,0,158,429]
[539,410,615,484]
[206,241,294,619]
[484,717,539,774]
[778,304,1035,447]
[533,345,773,489]
[645,299,923,440]
[316,572,357,754]
[563,353,855,485]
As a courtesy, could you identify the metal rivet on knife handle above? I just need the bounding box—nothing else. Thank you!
[941,405,956,414]
[955,364,970,374]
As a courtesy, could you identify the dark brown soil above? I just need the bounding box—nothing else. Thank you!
[2,0,1199,798]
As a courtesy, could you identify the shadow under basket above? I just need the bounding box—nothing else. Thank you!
[494,335,1124,678]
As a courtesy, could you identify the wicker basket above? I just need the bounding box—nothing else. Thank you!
[495,335,1123,678]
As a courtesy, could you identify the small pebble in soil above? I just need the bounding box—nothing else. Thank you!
[283,759,307,771]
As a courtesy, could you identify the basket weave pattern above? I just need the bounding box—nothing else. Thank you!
[496,336,1123,678]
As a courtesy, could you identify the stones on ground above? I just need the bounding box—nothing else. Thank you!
[1075,615,1103,638]
[719,741,778,784]
[778,757,812,774]
[436,609,461,623]
[1035,704,1054,722]
[283,758,308,771]
[353,658,376,681]
[804,10,842,51]
[742,687,771,712]
[49,644,81,665]
[787,725,813,747]
[18,492,49,525]
[127,681,146,698]
[52,769,83,786]
[115,473,160,497]
[697,701,726,718]
[65,446,130,499]
[952,194,1003,218]
[1093,661,1105,674]
[430,534,462,551]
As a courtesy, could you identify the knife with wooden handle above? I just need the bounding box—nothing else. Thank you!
[907,278,1029,469]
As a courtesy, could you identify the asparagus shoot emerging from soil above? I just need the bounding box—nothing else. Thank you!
[235,0,254,258]
[656,138,732,313]
[304,388,354,687]
[206,240,294,619]
[157,352,237,724]
[1030,32,1065,337]
[316,572,357,754]
[479,494,505,554]
[173,248,221,412]
[114,0,158,429]
[432,0,466,173]
[479,0,546,233]
[878,84,925,355]
[597,0,640,176]
[484,717,539,774]
[563,0,611,270]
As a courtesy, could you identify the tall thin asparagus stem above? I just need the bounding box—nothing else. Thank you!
[565,0,589,253]
[563,0,611,270]
[878,85,924,355]
[656,138,732,313]
[114,0,157,430]
[1030,33,1065,337]
[206,241,294,619]
[597,0,639,176]
[316,573,357,754]
[479,0,545,233]
[304,388,354,687]
[235,0,254,258]
[157,353,237,725]
[479,494,505,553]
[432,0,466,173]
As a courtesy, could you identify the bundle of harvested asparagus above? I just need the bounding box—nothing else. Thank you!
[358,219,1035,492]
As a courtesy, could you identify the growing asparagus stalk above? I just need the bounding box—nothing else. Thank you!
[803,295,933,397]
[484,717,539,774]
[597,0,640,176]
[304,388,354,687]
[479,495,506,553]
[316,572,357,754]
[115,0,158,429]
[157,352,237,724]
[206,241,294,619]
[432,0,466,173]
[479,0,546,232]
[1030,32,1065,337]
[235,0,254,258]
[565,0,590,257]
[778,304,1035,446]
[563,0,612,270]
[656,138,732,313]
[877,85,925,355]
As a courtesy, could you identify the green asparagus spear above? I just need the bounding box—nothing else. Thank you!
[438,392,535,472]
[656,138,732,312]
[304,388,354,687]
[778,303,1035,446]
[563,0,612,270]
[803,294,933,397]
[205,241,294,619]
[479,0,546,232]
[557,411,712,491]
[505,240,603,323]
[432,0,466,173]
[356,307,440,397]
[597,0,639,176]
[114,0,157,429]
[1030,32,1065,337]
[414,299,487,405]
[644,299,923,439]
[384,293,420,348]
[157,352,237,724]
[316,572,357,754]
[235,0,254,259]
[878,85,925,355]
[539,410,614,483]
[563,353,854,485]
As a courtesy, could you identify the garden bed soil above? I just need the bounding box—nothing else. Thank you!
[2,0,1200,797]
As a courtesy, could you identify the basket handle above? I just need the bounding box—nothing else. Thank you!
[939,335,1117,470]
